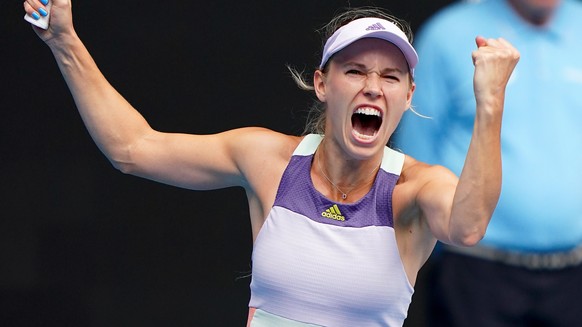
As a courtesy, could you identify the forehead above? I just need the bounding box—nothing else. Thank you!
[330,38,408,70]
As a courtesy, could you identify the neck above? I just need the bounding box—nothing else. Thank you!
[315,140,381,202]
[507,0,559,26]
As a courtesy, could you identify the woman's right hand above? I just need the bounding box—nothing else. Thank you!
[23,0,75,46]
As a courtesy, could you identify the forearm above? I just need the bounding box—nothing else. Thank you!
[48,33,152,169]
[449,98,503,246]
[444,36,519,246]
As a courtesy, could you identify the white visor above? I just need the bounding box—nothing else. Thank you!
[319,17,418,76]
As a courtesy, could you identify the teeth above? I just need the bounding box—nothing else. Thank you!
[354,130,377,140]
[355,107,381,117]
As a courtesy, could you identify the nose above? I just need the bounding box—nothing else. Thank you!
[363,72,383,98]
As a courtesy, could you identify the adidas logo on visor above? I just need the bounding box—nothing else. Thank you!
[365,23,386,31]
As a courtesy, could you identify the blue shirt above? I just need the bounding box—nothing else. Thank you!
[393,0,582,251]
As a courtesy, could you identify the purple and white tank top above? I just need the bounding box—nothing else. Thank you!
[248,134,412,327]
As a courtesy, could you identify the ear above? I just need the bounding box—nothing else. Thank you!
[405,81,416,111]
[314,70,327,102]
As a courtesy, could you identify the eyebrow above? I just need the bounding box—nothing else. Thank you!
[342,62,406,75]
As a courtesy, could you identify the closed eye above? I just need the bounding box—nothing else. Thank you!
[346,69,365,76]
[383,74,400,82]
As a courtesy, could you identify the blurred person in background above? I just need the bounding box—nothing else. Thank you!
[394,0,582,326]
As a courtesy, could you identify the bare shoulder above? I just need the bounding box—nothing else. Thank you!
[225,127,303,187]
[226,128,304,229]
[399,155,456,189]
[394,155,457,222]
[226,127,302,164]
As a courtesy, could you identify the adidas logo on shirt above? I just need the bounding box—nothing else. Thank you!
[321,204,346,221]
[365,23,386,31]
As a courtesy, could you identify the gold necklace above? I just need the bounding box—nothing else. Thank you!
[316,146,380,200]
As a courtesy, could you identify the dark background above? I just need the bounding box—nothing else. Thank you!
[2,1,452,326]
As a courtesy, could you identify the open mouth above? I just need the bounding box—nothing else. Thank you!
[352,107,382,140]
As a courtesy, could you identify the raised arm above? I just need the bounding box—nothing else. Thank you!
[23,0,249,190]
[419,36,520,246]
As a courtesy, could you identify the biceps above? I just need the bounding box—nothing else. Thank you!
[417,174,457,242]
[126,131,242,190]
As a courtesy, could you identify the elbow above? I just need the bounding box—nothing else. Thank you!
[110,158,136,175]
[457,233,484,247]
[450,227,486,247]
[107,143,140,175]
[107,129,160,176]
[448,206,495,247]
